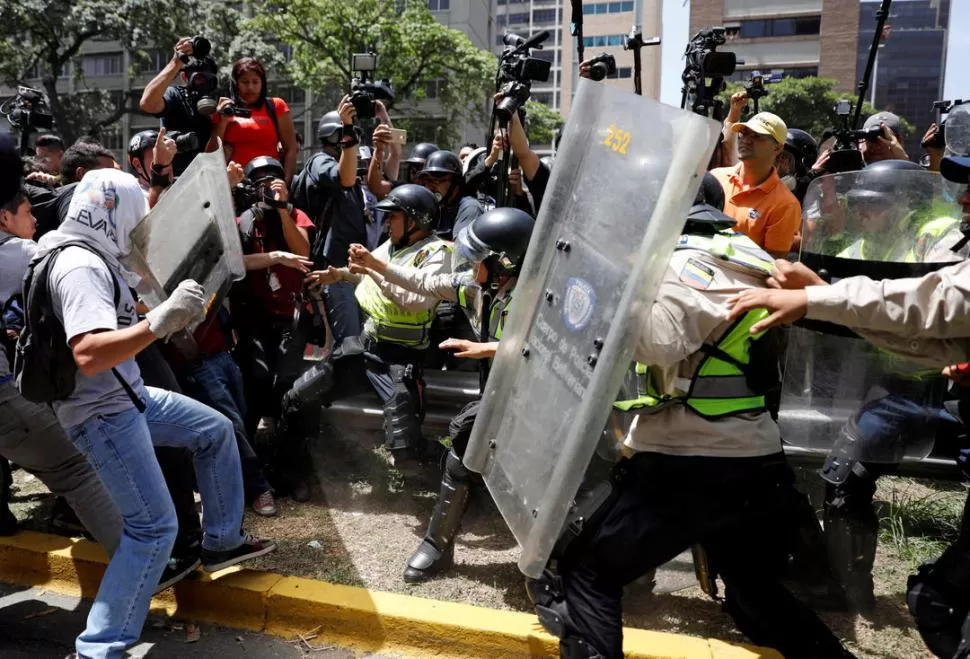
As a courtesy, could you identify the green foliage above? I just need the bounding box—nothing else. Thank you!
[720,76,913,141]
[878,479,966,569]
[0,0,278,144]
[524,100,564,146]
[250,0,496,147]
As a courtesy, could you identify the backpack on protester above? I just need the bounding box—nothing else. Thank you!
[14,241,144,410]
[289,152,335,268]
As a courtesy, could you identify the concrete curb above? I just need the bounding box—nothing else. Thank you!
[0,531,780,658]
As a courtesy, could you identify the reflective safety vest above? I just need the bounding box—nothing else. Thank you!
[355,237,453,347]
[837,214,960,263]
[613,309,772,419]
[675,231,774,276]
[456,283,514,342]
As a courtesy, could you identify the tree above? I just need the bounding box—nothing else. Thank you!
[719,76,913,143]
[524,100,564,146]
[250,0,496,147]
[0,1,278,145]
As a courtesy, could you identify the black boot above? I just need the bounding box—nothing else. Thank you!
[824,487,878,613]
[403,449,470,582]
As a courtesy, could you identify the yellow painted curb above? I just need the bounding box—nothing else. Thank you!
[0,532,780,659]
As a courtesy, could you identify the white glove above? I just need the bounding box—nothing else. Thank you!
[145,280,207,339]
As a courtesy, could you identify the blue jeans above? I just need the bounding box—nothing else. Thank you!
[323,281,363,350]
[67,386,245,659]
[180,351,272,501]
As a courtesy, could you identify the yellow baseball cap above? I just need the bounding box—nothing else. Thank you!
[731,112,788,144]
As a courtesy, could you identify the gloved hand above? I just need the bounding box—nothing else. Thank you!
[145,280,207,340]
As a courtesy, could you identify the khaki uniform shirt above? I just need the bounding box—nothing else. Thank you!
[625,247,782,458]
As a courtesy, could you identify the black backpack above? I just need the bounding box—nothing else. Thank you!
[15,241,145,410]
[289,153,334,266]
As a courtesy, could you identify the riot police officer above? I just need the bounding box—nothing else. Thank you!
[346,206,535,582]
[527,174,855,659]
[284,184,452,457]
[779,128,818,205]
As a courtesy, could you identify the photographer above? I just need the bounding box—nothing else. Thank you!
[209,57,299,184]
[34,134,64,175]
[418,150,482,241]
[291,99,368,350]
[364,103,405,201]
[139,37,217,176]
[860,111,908,165]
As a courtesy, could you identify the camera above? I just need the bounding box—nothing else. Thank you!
[165,131,201,154]
[493,31,552,123]
[924,99,969,151]
[1,86,54,133]
[587,53,617,82]
[179,36,224,119]
[349,51,394,122]
[744,71,768,101]
[681,27,739,118]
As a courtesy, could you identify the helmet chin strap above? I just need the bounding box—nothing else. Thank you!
[393,217,417,250]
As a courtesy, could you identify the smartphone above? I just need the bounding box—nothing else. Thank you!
[388,128,407,146]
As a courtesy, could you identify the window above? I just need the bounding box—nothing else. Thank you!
[739,16,821,39]
[80,53,123,77]
[99,129,123,150]
[583,1,633,15]
[533,8,557,23]
[428,0,449,10]
[271,85,306,105]
[532,91,554,105]
[583,34,627,48]
[507,11,529,24]
[420,78,446,99]
[609,67,632,79]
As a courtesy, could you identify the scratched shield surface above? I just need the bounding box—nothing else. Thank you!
[463,80,721,578]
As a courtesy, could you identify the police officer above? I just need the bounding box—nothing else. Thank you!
[345,206,534,582]
[286,184,452,456]
[398,142,439,187]
[418,150,483,241]
[730,151,970,658]
[527,174,855,659]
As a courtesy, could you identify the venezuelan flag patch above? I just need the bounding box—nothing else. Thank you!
[679,258,715,290]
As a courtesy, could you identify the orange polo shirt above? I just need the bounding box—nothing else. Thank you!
[709,164,802,253]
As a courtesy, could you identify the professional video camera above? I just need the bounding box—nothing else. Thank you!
[165,131,202,154]
[493,31,552,123]
[924,99,969,150]
[349,52,394,122]
[824,99,875,173]
[680,26,739,119]
[233,159,286,212]
[178,36,250,120]
[586,53,617,82]
[1,86,55,155]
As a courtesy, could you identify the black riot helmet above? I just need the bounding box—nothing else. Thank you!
[127,129,159,179]
[245,156,285,184]
[419,150,462,178]
[847,158,926,209]
[683,172,736,235]
[316,111,343,146]
[456,207,535,275]
[784,128,818,174]
[405,142,439,166]
[374,183,439,232]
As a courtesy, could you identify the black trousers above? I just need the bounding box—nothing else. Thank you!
[559,451,852,659]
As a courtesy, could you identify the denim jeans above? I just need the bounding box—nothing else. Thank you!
[67,386,245,659]
[180,351,272,501]
[323,281,363,350]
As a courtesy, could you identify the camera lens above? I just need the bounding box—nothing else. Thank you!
[590,63,609,82]
[191,36,211,59]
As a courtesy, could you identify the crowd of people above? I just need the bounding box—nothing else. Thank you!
[2,33,970,659]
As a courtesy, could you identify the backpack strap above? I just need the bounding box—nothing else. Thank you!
[0,235,14,249]
[264,97,282,158]
[44,242,146,413]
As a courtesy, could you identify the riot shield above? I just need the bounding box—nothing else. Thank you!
[778,169,963,459]
[463,80,720,578]
[125,147,244,349]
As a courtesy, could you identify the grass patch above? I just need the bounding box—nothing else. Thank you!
[877,478,966,569]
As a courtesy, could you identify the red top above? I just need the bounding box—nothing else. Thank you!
[237,208,315,320]
[218,97,288,170]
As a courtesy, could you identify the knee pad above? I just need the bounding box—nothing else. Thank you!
[283,361,334,413]
[383,364,423,451]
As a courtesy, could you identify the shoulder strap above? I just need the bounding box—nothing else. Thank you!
[264,97,282,156]
[38,242,145,413]
[0,235,14,248]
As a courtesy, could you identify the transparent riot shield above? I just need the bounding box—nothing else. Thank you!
[778,169,963,460]
[463,80,720,578]
[125,148,244,351]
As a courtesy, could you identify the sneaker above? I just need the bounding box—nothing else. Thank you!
[252,491,277,517]
[154,554,201,594]
[202,534,277,572]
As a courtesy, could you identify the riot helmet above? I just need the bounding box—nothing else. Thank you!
[783,129,818,174]
[683,173,735,235]
[405,142,439,166]
[456,207,535,276]
[419,150,462,178]
[316,111,343,146]
[374,183,439,233]
[127,129,158,180]
[462,147,488,176]
[245,156,285,184]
